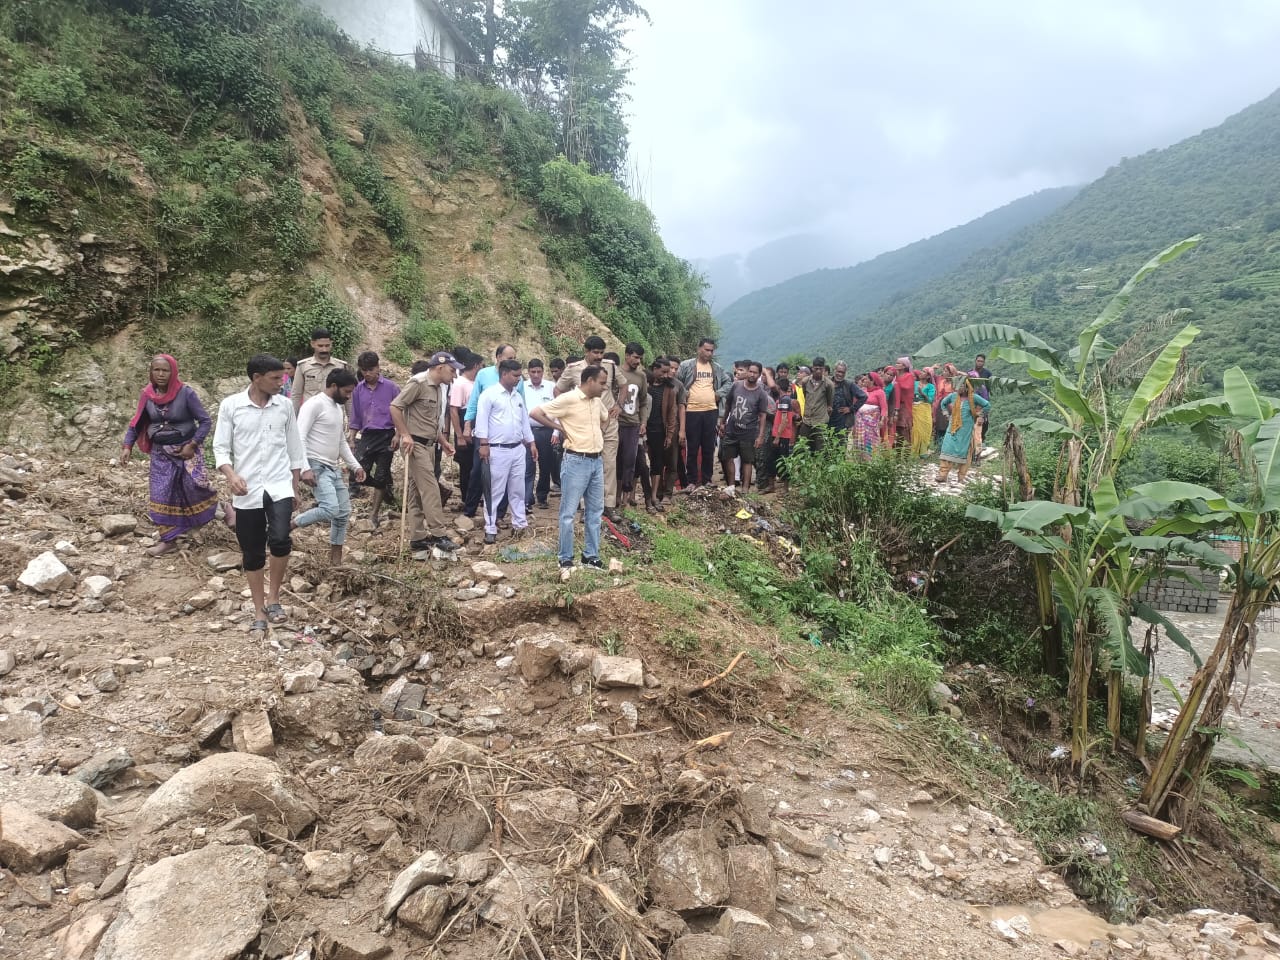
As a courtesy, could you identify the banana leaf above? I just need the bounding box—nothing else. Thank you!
[916,323,1061,364]
[1122,535,1233,567]
[1113,322,1200,460]
[1086,586,1145,676]
[1011,417,1081,438]
[1253,413,1280,513]
[1117,481,1239,521]
[1131,600,1202,667]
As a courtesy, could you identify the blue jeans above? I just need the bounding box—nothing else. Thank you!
[558,452,603,564]
[295,461,351,545]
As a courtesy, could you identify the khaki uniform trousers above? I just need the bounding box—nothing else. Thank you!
[603,418,619,509]
[406,443,449,540]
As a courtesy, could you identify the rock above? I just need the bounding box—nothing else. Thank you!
[397,885,451,936]
[317,929,392,960]
[454,514,475,531]
[90,668,120,693]
[19,551,72,593]
[649,828,729,911]
[354,734,426,767]
[454,585,489,601]
[70,747,134,789]
[231,709,275,755]
[738,783,773,838]
[668,934,731,960]
[190,709,233,746]
[0,710,42,744]
[393,682,427,720]
[135,753,315,837]
[186,591,217,611]
[726,844,777,916]
[99,514,138,537]
[57,905,114,960]
[774,822,827,859]
[282,670,320,694]
[304,850,354,895]
[642,906,689,944]
[81,575,115,599]
[503,787,580,848]
[591,655,645,689]
[0,803,84,871]
[470,560,506,582]
[715,907,786,960]
[515,631,567,681]
[929,680,955,709]
[383,850,454,919]
[425,735,485,765]
[66,845,117,887]
[0,649,14,676]
[95,844,268,960]
[851,807,881,830]
[558,644,596,674]
[98,861,131,898]
[206,551,242,572]
[618,700,639,732]
[454,851,491,883]
[477,862,554,927]
[0,773,97,826]
[379,676,409,715]
[363,816,398,845]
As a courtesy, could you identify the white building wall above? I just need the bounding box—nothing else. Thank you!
[305,0,419,65]
[414,2,460,78]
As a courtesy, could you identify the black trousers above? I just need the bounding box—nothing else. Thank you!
[235,492,293,571]
[532,426,558,504]
[684,410,719,486]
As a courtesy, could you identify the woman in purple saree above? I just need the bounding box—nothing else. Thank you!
[120,354,221,556]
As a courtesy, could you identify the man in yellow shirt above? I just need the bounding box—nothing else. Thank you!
[556,336,623,521]
[675,337,731,488]
[531,366,610,570]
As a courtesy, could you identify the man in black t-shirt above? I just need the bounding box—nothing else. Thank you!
[718,361,771,494]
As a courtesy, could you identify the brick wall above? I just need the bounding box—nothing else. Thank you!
[1135,564,1222,614]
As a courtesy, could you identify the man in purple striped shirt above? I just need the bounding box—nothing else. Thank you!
[349,351,400,529]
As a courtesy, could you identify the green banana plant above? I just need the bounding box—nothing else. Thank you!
[1123,368,1280,825]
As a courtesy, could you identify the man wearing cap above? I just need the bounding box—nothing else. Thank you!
[531,365,610,570]
[390,351,462,555]
[556,336,622,522]
[475,358,537,545]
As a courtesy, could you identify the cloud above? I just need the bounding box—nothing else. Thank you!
[625,0,1280,262]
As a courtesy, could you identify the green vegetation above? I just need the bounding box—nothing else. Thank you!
[820,88,1280,395]
[716,187,1079,363]
[0,0,711,391]
[276,278,362,359]
[403,308,459,353]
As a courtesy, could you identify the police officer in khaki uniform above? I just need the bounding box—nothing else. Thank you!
[390,351,463,554]
[291,327,353,415]
[556,335,623,521]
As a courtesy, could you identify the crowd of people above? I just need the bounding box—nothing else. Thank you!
[120,330,994,634]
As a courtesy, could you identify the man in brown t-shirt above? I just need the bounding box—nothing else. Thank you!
[556,335,622,521]
[390,351,462,554]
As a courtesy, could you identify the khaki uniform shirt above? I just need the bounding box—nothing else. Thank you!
[557,359,618,411]
[391,373,445,441]
[292,356,352,414]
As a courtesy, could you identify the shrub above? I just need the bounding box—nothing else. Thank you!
[449,277,487,317]
[496,279,555,340]
[403,307,458,352]
[15,64,90,122]
[383,338,413,367]
[385,255,427,311]
[277,278,361,358]
[270,178,319,270]
[860,648,941,713]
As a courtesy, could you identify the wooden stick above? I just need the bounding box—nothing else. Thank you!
[684,651,747,697]
[683,731,733,756]
[1121,808,1182,841]
[398,450,411,558]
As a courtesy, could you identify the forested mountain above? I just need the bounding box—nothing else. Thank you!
[695,232,875,313]
[825,87,1280,391]
[715,187,1079,363]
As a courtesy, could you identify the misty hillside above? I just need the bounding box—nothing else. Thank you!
[694,233,876,314]
[826,87,1280,390]
[715,187,1079,363]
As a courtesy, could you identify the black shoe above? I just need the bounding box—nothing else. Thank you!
[580,555,604,569]
[559,558,575,569]
[537,500,549,508]
[484,532,496,545]
[604,508,621,523]
[409,539,431,551]
[432,536,459,552]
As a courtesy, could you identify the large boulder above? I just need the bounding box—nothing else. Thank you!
[591,655,644,689]
[725,844,777,916]
[134,753,314,837]
[668,934,730,960]
[648,828,729,911]
[515,632,567,681]
[354,734,426,767]
[94,844,268,960]
[0,803,83,872]
[383,851,453,920]
[502,787,580,849]
[0,774,98,827]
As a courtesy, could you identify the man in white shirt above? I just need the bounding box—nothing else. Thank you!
[214,354,314,635]
[524,358,558,508]
[475,359,537,545]
[294,369,365,565]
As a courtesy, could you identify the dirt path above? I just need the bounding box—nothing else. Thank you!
[1,451,1275,960]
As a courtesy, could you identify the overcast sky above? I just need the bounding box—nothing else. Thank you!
[625,0,1280,265]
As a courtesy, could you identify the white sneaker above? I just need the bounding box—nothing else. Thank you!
[723,485,735,496]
